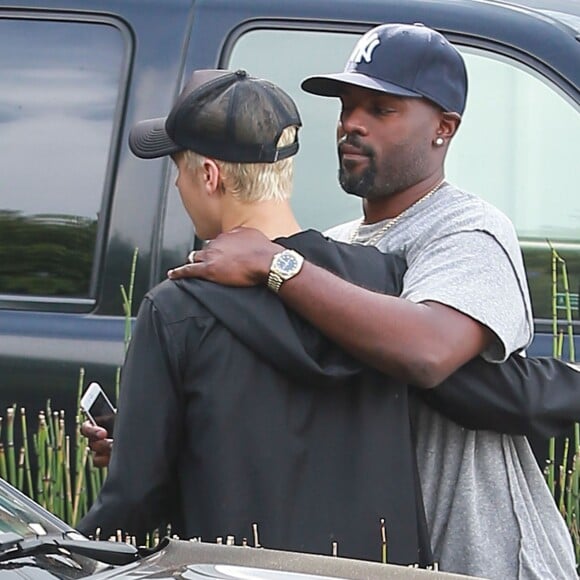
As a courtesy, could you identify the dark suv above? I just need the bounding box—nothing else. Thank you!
[0,0,579,465]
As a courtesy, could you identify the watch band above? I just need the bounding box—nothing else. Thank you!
[267,271,285,293]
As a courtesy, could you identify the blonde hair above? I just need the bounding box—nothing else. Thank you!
[183,125,296,203]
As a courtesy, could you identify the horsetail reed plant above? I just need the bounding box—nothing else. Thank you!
[380,517,387,564]
[0,403,107,526]
[560,437,570,517]
[6,405,16,487]
[72,445,89,527]
[21,408,33,498]
[121,247,139,355]
[0,443,6,481]
[0,251,139,532]
[548,244,580,568]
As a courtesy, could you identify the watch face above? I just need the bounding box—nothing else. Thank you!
[277,252,299,274]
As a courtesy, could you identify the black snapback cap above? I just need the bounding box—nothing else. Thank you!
[301,23,467,115]
[130,69,302,163]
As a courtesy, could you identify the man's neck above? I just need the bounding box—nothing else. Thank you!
[362,174,445,225]
[221,198,301,240]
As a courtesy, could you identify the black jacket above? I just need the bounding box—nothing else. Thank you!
[78,230,429,565]
[78,230,580,561]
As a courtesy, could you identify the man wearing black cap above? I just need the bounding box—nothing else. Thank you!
[169,25,577,579]
[78,68,438,565]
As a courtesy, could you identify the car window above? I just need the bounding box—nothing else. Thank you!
[228,28,580,323]
[0,17,125,300]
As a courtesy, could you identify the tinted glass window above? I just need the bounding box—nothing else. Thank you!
[228,29,580,322]
[0,18,124,298]
[447,51,580,322]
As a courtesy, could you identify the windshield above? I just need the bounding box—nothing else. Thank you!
[0,479,68,539]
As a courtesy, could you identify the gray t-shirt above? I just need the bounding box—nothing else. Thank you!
[326,183,576,579]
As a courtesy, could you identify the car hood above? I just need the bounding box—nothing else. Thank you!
[91,539,479,580]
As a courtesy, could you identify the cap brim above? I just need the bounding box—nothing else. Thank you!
[301,72,422,99]
[128,117,183,159]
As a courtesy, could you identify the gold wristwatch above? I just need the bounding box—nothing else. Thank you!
[267,249,304,293]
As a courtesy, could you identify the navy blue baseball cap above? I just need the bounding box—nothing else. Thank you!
[301,23,467,115]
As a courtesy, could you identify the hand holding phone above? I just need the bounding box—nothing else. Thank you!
[80,382,117,437]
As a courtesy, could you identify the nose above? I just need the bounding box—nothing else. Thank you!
[339,105,368,138]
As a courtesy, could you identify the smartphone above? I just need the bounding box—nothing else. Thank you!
[80,382,117,436]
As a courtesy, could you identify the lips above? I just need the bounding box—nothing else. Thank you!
[340,145,369,169]
[340,142,369,160]
[340,143,364,156]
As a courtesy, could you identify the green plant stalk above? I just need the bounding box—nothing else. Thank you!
[567,457,575,530]
[61,413,68,517]
[76,367,85,415]
[37,413,47,508]
[51,413,59,517]
[46,400,54,450]
[64,435,73,524]
[0,444,6,481]
[72,446,89,527]
[115,367,121,408]
[45,403,55,511]
[559,437,570,517]
[559,260,575,362]
[54,414,65,519]
[558,331,564,359]
[380,518,387,564]
[20,408,34,500]
[550,244,558,357]
[549,245,580,567]
[76,368,86,515]
[572,484,577,545]
[45,434,53,514]
[76,432,90,520]
[6,406,16,487]
[575,427,580,528]
[33,432,42,506]
[546,245,559,495]
[547,443,556,496]
[17,447,25,491]
[121,247,139,355]
[557,253,579,561]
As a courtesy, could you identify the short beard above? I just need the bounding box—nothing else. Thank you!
[339,161,377,199]
[338,140,432,200]
[338,135,380,199]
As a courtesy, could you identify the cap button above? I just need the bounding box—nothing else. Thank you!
[235,69,248,79]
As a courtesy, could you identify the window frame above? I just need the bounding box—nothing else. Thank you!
[0,9,133,314]
[218,18,580,334]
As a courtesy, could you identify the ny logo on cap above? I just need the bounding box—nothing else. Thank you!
[350,31,380,64]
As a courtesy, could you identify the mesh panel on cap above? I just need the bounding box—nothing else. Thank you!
[168,72,301,163]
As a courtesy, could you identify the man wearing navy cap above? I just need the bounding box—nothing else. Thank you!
[171,24,577,579]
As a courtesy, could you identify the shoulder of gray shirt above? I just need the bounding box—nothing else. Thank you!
[325,183,533,347]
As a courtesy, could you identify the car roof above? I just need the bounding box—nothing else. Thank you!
[493,0,580,30]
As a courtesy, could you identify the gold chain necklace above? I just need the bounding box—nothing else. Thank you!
[349,180,445,245]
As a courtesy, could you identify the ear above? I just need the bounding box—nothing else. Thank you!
[433,112,461,147]
[199,158,222,197]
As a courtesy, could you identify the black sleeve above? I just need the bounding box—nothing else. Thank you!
[279,230,580,439]
[77,295,184,540]
[419,355,580,438]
